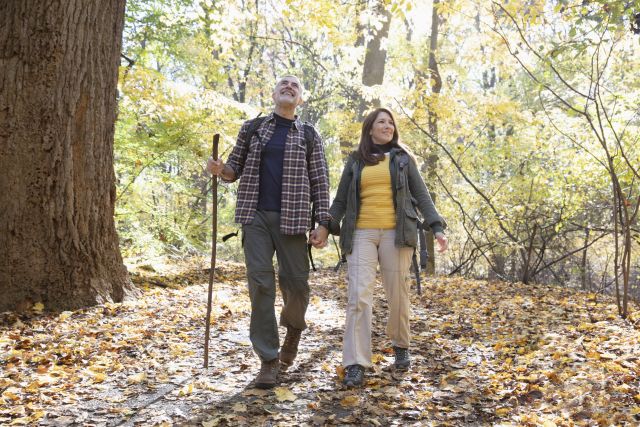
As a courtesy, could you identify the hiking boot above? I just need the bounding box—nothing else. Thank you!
[279,326,302,366]
[393,346,410,370]
[343,364,365,387]
[255,358,279,389]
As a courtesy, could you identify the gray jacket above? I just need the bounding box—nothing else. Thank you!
[329,148,445,255]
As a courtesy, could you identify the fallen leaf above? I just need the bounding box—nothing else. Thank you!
[202,418,222,427]
[25,381,40,393]
[340,395,360,407]
[599,352,617,360]
[495,407,510,417]
[58,311,73,321]
[371,353,386,364]
[232,402,247,412]
[2,388,20,402]
[586,351,600,360]
[127,372,146,384]
[336,365,345,380]
[274,386,296,402]
[178,383,194,396]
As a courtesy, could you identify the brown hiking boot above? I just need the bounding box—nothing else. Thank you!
[254,358,279,389]
[279,326,302,366]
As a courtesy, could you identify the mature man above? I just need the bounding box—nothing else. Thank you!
[207,75,330,388]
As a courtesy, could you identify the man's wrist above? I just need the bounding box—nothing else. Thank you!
[221,165,233,180]
[317,220,330,230]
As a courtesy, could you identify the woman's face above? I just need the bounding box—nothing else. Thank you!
[369,111,395,145]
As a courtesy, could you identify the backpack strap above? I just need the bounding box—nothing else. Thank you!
[302,122,315,164]
[244,115,266,148]
[302,122,319,271]
[412,247,421,295]
[417,220,429,269]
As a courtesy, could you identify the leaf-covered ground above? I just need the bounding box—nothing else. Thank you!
[1,258,640,426]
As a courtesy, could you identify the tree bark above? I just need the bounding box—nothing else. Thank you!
[581,228,590,290]
[357,0,392,120]
[0,0,137,311]
[425,0,441,275]
[489,253,506,281]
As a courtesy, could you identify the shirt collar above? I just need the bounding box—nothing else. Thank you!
[266,111,303,130]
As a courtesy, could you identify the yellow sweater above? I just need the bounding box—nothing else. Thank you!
[356,154,396,229]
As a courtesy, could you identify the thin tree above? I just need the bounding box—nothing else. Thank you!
[423,0,442,275]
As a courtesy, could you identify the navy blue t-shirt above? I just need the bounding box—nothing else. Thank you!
[257,113,294,212]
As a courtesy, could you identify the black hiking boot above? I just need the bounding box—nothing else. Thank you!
[393,346,410,370]
[343,364,365,387]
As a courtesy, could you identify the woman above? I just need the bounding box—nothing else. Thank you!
[328,108,448,387]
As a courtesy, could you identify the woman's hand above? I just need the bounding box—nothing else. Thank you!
[435,232,448,252]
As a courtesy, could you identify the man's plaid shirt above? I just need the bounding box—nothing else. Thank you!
[223,112,331,235]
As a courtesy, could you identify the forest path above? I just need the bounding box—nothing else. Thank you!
[1,258,639,426]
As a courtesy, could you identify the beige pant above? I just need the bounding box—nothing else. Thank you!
[343,228,413,368]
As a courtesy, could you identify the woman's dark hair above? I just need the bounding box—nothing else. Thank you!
[357,108,401,165]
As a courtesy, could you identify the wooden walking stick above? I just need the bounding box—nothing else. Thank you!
[204,133,220,368]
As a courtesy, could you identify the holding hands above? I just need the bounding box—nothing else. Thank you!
[309,226,447,252]
[309,225,329,249]
[435,232,448,253]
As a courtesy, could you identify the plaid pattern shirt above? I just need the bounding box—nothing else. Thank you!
[223,112,331,235]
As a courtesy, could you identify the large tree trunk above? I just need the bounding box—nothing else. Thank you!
[0,0,137,311]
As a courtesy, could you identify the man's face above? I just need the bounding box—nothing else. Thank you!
[272,76,303,108]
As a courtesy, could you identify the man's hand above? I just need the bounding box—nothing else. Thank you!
[309,226,329,249]
[435,232,448,253]
[207,156,226,176]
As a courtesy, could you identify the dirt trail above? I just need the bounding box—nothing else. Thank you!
[1,260,638,426]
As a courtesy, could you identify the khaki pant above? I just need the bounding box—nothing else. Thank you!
[343,228,413,368]
[243,210,310,362]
